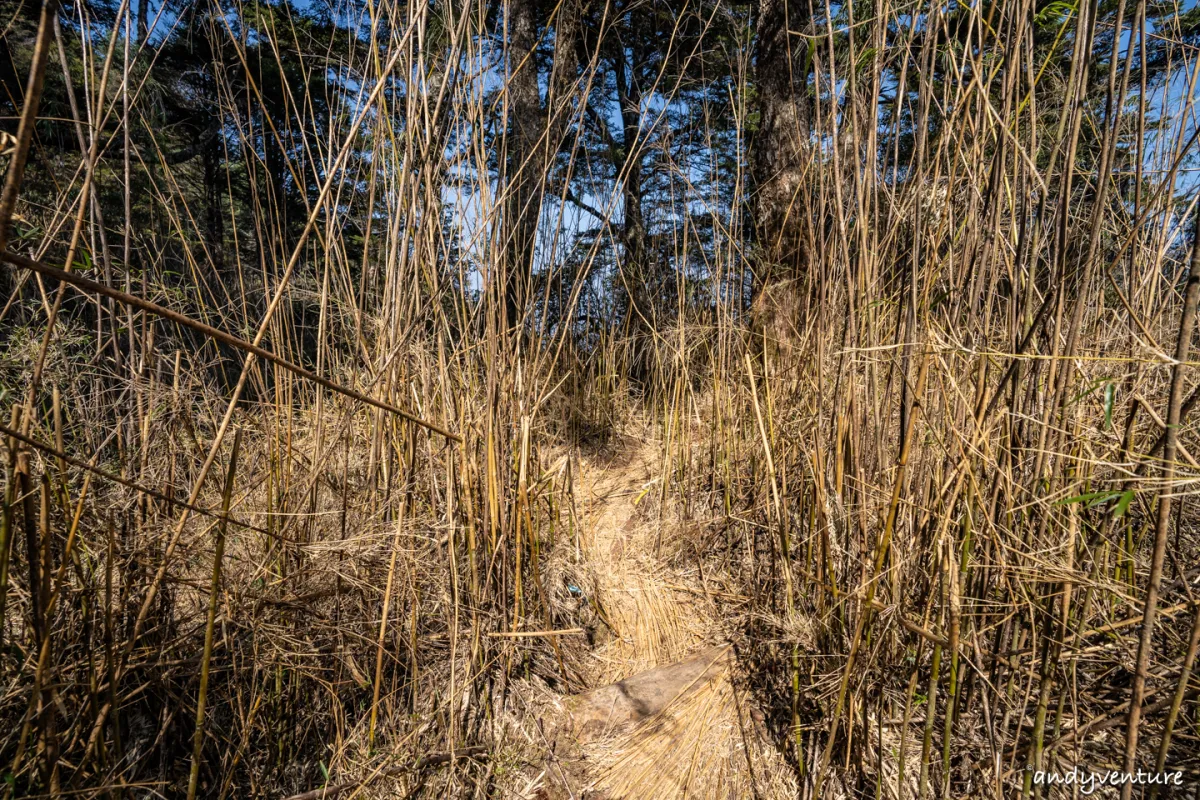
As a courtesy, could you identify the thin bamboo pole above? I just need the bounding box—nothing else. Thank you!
[187,428,242,800]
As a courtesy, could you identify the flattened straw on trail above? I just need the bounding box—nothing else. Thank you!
[556,442,795,799]
[579,659,794,800]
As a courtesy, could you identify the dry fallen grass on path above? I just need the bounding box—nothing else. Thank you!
[492,428,797,800]
[2,0,1200,796]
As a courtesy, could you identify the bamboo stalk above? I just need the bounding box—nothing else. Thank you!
[187,428,241,800]
[815,352,931,799]
[1148,600,1200,799]
[1121,221,1200,799]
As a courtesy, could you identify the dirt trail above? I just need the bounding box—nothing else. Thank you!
[543,434,794,799]
[576,440,706,680]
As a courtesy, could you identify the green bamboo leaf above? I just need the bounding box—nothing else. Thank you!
[1113,489,1135,518]
[1055,490,1121,507]
[73,248,93,273]
[1087,491,1122,509]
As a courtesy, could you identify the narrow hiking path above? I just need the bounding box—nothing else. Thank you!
[576,438,705,681]
[538,432,796,799]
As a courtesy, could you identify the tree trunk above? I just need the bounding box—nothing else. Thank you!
[616,27,649,329]
[203,136,225,273]
[504,0,544,330]
[752,0,809,284]
[138,0,149,43]
[614,24,654,384]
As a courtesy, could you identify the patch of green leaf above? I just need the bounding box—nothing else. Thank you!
[1055,489,1134,516]
[1034,0,1078,30]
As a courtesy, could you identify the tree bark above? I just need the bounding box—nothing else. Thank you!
[752,0,809,284]
[616,36,647,321]
[203,134,225,272]
[505,0,580,330]
[504,0,544,330]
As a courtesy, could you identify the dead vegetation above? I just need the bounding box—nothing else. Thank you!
[0,0,1199,796]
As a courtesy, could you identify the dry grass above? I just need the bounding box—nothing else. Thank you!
[0,0,1199,796]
